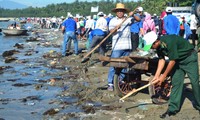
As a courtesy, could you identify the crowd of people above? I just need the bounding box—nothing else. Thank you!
[60,3,200,119]
[60,4,199,56]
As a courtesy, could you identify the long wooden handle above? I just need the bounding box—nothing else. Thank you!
[119,81,156,101]
[98,56,136,63]
[82,29,117,60]
[119,76,171,101]
[81,7,139,61]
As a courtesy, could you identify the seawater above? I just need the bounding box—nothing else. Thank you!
[0,21,68,120]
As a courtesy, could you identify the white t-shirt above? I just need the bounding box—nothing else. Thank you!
[190,14,198,30]
[95,17,108,32]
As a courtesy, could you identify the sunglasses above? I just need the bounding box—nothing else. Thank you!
[116,9,125,12]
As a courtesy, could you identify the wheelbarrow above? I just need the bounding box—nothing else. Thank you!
[99,55,171,103]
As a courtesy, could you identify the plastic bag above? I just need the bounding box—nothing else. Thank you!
[138,37,144,49]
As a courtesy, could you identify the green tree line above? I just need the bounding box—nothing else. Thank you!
[0,0,194,18]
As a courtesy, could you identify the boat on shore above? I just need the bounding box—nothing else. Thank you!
[0,18,10,22]
[2,28,28,36]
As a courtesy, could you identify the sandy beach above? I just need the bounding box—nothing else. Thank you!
[0,28,200,120]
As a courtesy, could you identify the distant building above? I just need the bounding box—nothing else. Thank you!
[171,7,192,22]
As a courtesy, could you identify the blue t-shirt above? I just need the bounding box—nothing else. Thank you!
[91,29,105,36]
[164,14,180,35]
[130,14,141,33]
[62,18,77,32]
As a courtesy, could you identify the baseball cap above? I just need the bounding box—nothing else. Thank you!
[166,7,173,12]
[143,31,158,51]
[97,11,104,16]
[137,7,143,12]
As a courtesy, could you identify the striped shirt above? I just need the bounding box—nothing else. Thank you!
[109,17,132,50]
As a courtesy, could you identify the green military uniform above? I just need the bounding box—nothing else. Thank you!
[157,35,200,113]
[197,27,200,50]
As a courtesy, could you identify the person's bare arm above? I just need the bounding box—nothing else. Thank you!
[61,26,65,34]
[129,12,140,21]
[134,15,140,21]
[140,28,144,36]
[155,59,166,77]
[153,60,176,85]
[160,60,175,79]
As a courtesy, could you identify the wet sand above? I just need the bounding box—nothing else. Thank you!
[0,29,200,120]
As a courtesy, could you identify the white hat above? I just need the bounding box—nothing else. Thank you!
[97,11,104,16]
[68,14,73,18]
[143,12,148,16]
[143,31,158,51]
[137,7,143,12]
[86,16,91,19]
[108,13,113,17]
[166,7,173,13]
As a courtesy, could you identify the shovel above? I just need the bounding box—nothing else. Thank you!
[81,7,139,63]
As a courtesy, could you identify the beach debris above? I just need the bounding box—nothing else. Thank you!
[24,51,33,56]
[40,70,47,74]
[64,66,71,72]
[49,59,57,66]
[4,56,17,63]
[43,108,59,115]
[2,49,19,57]
[20,72,31,76]
[34,84,43,90]
[13,43,24,49]
[43,50,61,58]
[7,78,19,82]
[0,98,11,105]
[0,66,12,71]
[138,103,148,110]
[48,78,56,86]
[20,95,41,102]
[26,37,38,42]
[12,83,32,87]
[82,106,96,114]
[27,102,35,106]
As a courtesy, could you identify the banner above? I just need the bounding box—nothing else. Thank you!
[91,6,99,12]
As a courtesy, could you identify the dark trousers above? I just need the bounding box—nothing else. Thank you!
[179,29,185,38]
[88,35,105,56]
[168,51,200,112]
[191,29,197,47]
[131,32,139,51]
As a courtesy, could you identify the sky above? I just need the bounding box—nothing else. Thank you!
[9,0,138,7]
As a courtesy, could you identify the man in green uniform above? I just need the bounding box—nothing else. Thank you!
[143,31,200,118]
[197,27,200,51]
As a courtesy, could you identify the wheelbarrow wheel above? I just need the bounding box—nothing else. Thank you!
[114,69,141,97]
[148,76,171,104]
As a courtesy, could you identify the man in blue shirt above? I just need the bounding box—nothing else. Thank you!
[88,29,106,56]
[130,12,141,51]
[61,14,79,56]
[164,7,180,35]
